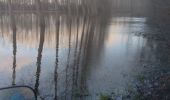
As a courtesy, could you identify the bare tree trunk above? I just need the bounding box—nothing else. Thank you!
[71,17,79,100]
[54,15,60,100]
[75,16,86,87]
[55,0,59,10]
[34,13,45,99]
[11,13,17,86]
[65,17,72,100]
[36,0,41,11]
[8,0,11,12]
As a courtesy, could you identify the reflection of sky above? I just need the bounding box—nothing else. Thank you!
[0,15,78,90]
[86,17,147,96]
[0,15,151,99]
[0,35,68,97]
[0,39,12,71]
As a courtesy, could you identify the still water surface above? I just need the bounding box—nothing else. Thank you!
[0,12,158,99]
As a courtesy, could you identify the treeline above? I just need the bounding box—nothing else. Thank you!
[151,0,170,30]
[0,0,112,15]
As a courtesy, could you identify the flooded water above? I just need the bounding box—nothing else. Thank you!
[0,0,170,100]
[0,13,152,99]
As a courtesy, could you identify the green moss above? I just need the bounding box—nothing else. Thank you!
[136,75,146,82]
[100,94,111,100]
[73,88,89,97]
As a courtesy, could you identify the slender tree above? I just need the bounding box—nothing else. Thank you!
[54,15,60,100]
[34,13,45,99]
[71,17,79,99]
[10,12,17,86]
[65,16,72,100]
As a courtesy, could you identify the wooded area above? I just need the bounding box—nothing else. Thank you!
[0,0,112,15]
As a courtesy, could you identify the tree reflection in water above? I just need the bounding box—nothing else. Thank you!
[0,0,170,100]
[10,12,17,86]
[0,12,113,99]
[34,13,45,99]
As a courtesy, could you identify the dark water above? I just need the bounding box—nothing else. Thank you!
[0,0,170,100]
